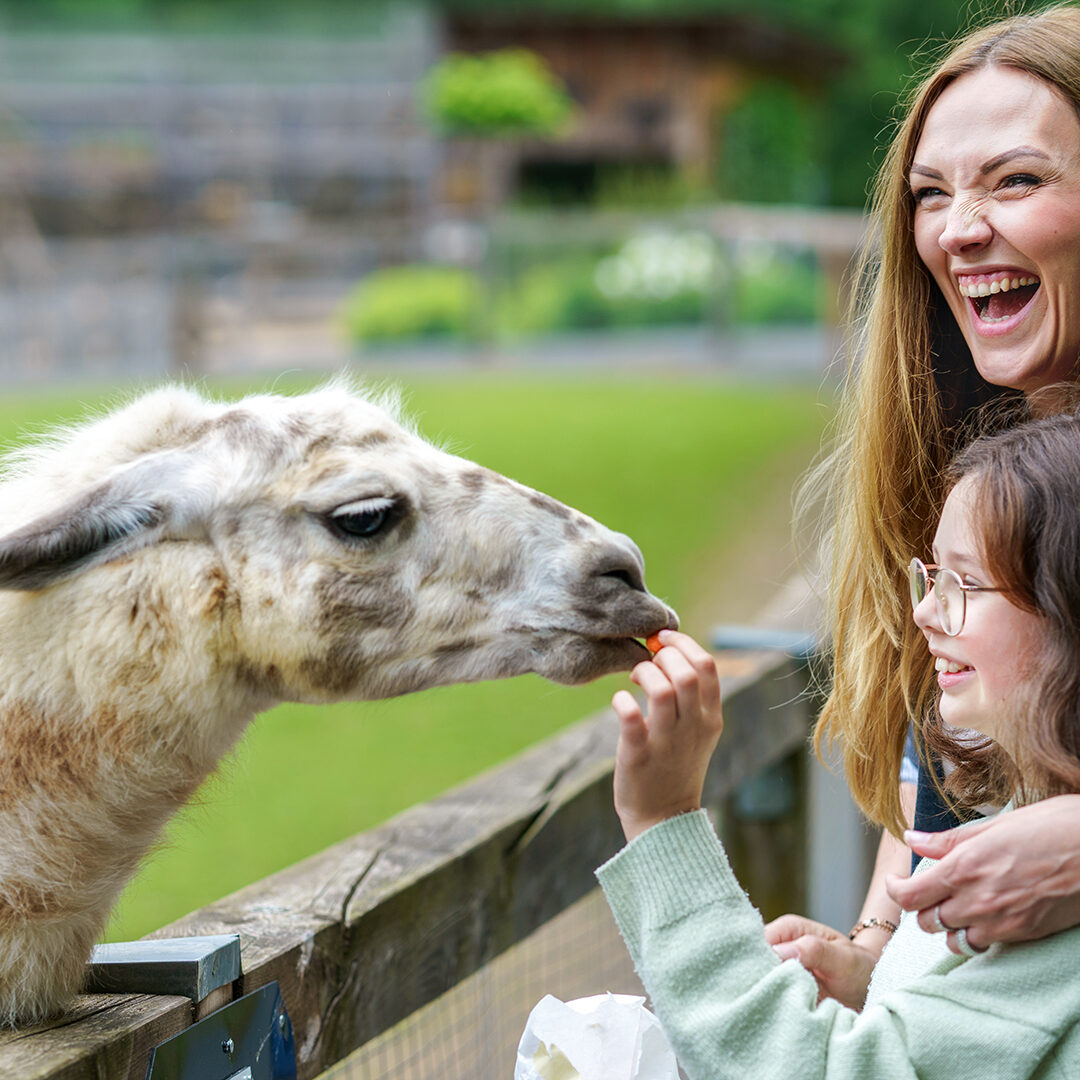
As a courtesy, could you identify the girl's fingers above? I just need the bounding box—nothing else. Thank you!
[653,631,721,712]
[626,633,724,743]
[660,629,717,667]
[764,914,843,945]
[632,661,678,731]
[612,689,649,755]
[651,646,702,721]
[611,688,642,722]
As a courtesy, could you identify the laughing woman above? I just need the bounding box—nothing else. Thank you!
[763,4,1080,1010]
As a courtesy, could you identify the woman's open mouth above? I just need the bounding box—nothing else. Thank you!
[958,273,1041,329]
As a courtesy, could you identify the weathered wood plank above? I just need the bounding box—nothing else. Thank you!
[0,649,814,1080]
[0,994,191,1080]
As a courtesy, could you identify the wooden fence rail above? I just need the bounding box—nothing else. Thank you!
[0,646,817,1080]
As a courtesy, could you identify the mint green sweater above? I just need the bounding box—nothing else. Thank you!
[596,810,1080,1079]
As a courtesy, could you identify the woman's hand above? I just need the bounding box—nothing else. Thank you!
[611,630,723,843]
[764,915,880,1010]
[887,794,1080,953]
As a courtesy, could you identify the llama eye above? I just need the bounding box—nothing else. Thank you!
[335,508,388,538]
[327,497,400,541]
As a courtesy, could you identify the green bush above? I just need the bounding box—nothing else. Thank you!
[339,264,483,345]
[732,245,822,326]
[717,80,828,205]
[494,258,611,337]
[493,230,716,338]
[339,235,821,350]
[421,48,573,138]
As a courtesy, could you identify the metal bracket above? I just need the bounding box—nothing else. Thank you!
[144,980,296,1080]
[85,935,241,1001]
[710,624,819,660]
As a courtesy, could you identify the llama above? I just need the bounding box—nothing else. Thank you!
[0,381,676,1028]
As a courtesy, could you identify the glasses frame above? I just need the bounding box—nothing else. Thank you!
[908,557,1003,637]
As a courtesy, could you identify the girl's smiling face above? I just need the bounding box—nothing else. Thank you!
[913,476,1045,749]
[912,65,1080,394]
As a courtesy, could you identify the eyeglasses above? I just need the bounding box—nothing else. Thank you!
[908,557,1002,637]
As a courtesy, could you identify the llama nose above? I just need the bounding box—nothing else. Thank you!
[583,533,680,631]
[591,535,648,593]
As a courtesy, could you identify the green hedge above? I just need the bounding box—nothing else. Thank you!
[340,232,822,348]
[339,264,483,344]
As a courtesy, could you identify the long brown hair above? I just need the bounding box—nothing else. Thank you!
[814,4,1080,834]
[925,410,1080,806]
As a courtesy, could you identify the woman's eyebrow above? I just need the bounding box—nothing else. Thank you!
[910,163,944,181]
[909,147,1051,183]
[980,146,1051,174]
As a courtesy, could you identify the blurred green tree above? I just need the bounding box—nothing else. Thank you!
[715,79,828,205]
[421,48,573,137]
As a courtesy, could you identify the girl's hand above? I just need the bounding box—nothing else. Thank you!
[887,794,1080,953]
[611,630,723,842]
[764,915,879,1010]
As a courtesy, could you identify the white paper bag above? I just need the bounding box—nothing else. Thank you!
[514,992,680,1080]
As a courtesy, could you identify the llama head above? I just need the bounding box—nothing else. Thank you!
[0,380,678,1028]
[0,381,677,709]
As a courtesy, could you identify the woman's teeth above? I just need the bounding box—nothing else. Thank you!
[958,276,1039,297]
[935,657,970,674]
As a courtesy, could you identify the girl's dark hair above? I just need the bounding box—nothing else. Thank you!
[926,404,1080,806]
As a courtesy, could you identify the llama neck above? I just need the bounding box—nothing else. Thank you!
[0,691,259,1028]
[0,692,256,913]
[0,561,267,798]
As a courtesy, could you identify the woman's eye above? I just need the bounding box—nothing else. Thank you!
[999,172,1041,192]
[912,186,947,207]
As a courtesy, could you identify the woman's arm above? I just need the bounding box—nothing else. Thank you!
[888,794,1080,952]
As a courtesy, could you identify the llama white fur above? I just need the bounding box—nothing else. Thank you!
[0,382,675,1027]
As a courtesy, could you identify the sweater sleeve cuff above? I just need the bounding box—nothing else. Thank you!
[595,810,745,940]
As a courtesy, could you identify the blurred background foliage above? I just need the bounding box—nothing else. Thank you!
[0,0,999,371]
[422,48,574,136]
[338,230,821,347]
[0,0,980,208]
[440,0,978,209]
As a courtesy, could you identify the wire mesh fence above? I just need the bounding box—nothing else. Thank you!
[318,887,645,1080]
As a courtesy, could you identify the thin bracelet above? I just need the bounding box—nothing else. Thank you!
[848,917,898,940]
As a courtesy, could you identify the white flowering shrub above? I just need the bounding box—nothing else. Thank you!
[594,229,722,301]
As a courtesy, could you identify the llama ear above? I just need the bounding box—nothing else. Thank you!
[0,454,203,591]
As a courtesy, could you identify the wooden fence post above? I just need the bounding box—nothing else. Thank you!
[720,748,808,924]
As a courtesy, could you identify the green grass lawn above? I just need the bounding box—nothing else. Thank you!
[0,372,833,939]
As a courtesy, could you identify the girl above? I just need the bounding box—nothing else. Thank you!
[597,410,1080,1078]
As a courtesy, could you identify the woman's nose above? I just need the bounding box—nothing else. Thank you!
[938,199,993,255]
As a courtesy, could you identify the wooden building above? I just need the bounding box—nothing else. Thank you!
[439,11,846,207]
